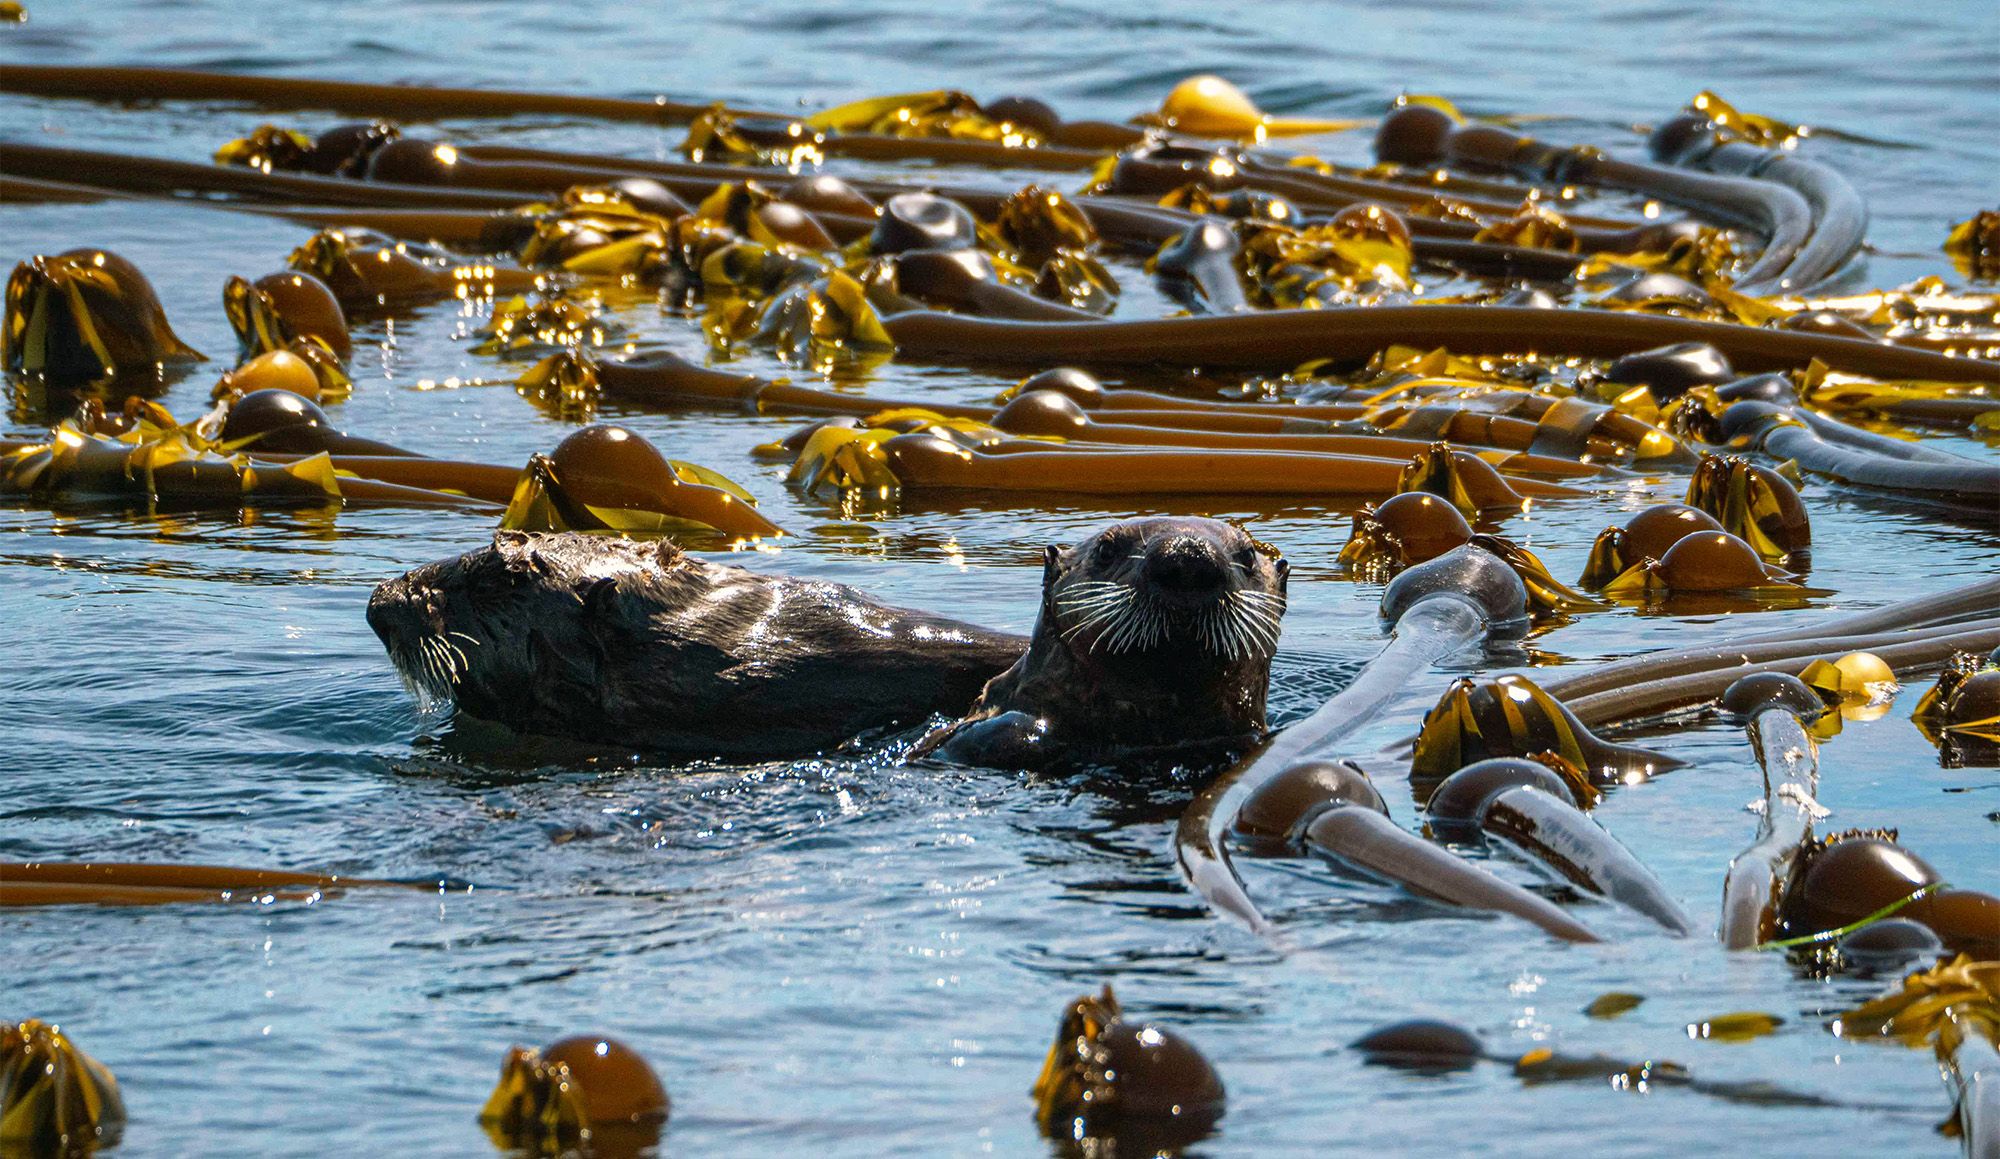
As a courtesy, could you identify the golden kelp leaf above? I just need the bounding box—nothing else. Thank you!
[995,185,1097,265]
[681,104,823,165]
[1471,533,1605,617]
[479,1046,590,1155]
[0,1020,126,1151]
[786,424,900,497]
[1688,90,1804,149]
[805,90,1031,143]
[1584,993,1645,1019]
[1798,358,2000,418]
[214,124,313,172]
[473,295,614,355]
[499,452,774,539]
[1686,1012,1784,1042]
[1943,210,2000,281]
[1685,453,1811,563]
[515,350,601,421]
[1475,202,1579,253]
[1833,954,2000,1047]
[4,250,204,386]
[1394,93,1465,122]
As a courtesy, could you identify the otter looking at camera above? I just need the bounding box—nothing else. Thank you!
[912,516,1287,769]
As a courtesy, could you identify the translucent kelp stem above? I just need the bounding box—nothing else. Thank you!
[1301,806,1600,943]
[1718,707,1820,949]
[1178,596,1485,931]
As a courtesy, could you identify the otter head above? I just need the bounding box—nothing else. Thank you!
[1043,517,1287,670]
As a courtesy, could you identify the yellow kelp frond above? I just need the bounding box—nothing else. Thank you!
[786,422,901,498]
[994,185,1097,265]
[514,349,601,421]
[724,270,895,370]
[514,204,677,277]
[699,241,825,300]
[682,104,824,166]
[479,1046,589,1155]
[1397,442,1528,518]
[1337,491,1473,578]
[1799,651,1899,712]
[1685,453,1812,563]
[1411,673,1679,785]
[1031,986,1122,1133]
[1145,75,1366,141]
[1470,533,1606,617]
[1944,210,2000,282]
[1239,206,1415,304]
[214,123,314,171]
[1834,955,2000,1047]
[1475,202,1580,253]
[806,90,1033,143]
[0,1020,125,1152]
[1031,249,1120,313]
[1799,359,2000,421]
[1687,91,1805,149]
[1911,654,2000,744]
[472,295,616,356]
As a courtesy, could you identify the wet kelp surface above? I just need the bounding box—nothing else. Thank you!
[3,0,1999,1154]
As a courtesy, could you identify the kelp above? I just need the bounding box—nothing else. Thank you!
[3,248,202,388]
[1410,673,1682,786]
[210,344,351,404]
[705,269,895,370]
[681,104,825,166]
[1142,74,1367,141]
[1945,210,2000,282]
[806,90,1034,144]
[1685,90,1807,151]
[472,294,617,356]
[288,228,541,311]
[501,423,782,541]
[0,1020,124,1152]
[1031,985,1225,1150]
[480,1036,668,1159]
[1684,453,1811,564]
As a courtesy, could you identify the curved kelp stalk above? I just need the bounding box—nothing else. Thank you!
[1177,545,1537,933]
[1426,758,1693,934]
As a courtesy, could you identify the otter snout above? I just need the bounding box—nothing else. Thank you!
[1143,535,1229,606]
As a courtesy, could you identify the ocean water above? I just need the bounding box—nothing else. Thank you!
[3,0,1998,1154]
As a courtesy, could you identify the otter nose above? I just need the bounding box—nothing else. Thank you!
[1143,535,1228,599]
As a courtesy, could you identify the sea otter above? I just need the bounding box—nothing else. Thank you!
[367,530,1024,759]
[368,518,1286,768]
[911,517,1286,769]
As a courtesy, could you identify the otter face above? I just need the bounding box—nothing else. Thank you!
[1046,517,1286,664]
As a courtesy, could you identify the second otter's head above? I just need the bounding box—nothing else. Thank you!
[1043,517,1287,667]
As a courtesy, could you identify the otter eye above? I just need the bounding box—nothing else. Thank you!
[1094,535,1123,565]
[1233,546,1259,571]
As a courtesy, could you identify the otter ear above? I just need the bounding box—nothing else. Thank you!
[1043,544,1062,586]
[1275,556,1290,595]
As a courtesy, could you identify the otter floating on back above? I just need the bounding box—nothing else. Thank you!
[368,518,1287,769]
